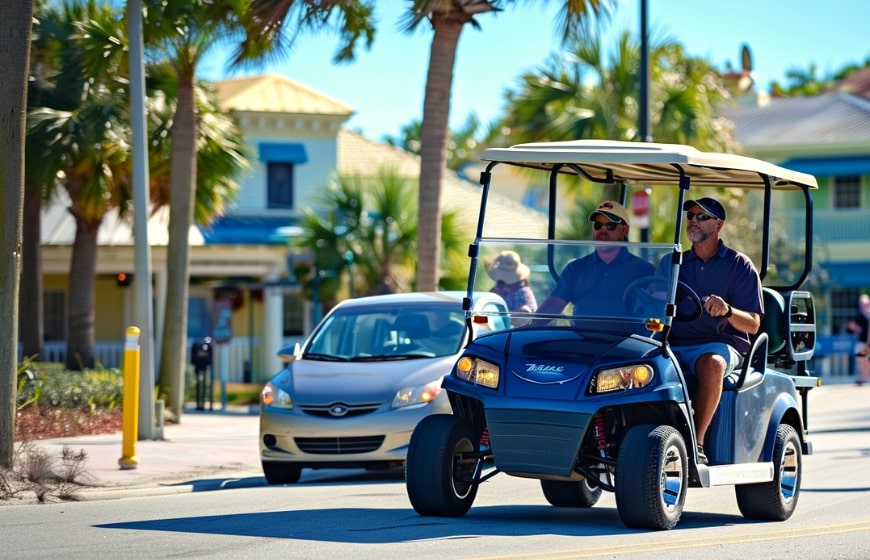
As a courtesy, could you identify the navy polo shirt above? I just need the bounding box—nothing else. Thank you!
[662,240,763,353]
[552,248,655,316]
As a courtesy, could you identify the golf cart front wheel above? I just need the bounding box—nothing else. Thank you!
[615,424,688,530]
[405,414,479,517]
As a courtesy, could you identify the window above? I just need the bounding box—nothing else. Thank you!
[831,289,864,334]
[283,293,305,336]
[833,175,861,209]
[259,142,307,211]
[268,163,294,209]
[44,291,66,341]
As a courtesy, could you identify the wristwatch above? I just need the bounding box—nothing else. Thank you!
[724,304,733,318]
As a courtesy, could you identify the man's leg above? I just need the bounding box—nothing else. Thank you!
[692,353,727,444]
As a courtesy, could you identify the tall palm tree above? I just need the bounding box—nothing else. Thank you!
[0,0,35,469]
[26,1,136,370]
[401,0,616,291]
[145,0,375,420]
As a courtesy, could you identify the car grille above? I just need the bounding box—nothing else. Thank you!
[295,436,385,455]
[300,403,381,418]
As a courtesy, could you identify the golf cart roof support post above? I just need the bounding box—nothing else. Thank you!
[798,187,815,289]
[465,163,499,311]
[760,174,773,282]
[674,170,691,247]
[547,166,563,281]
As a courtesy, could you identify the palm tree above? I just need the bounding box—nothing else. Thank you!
[0,0,35,469]
[401,0,616,291]
[498,28,737,242]
[25,1,137,370]
[146,0,376,420]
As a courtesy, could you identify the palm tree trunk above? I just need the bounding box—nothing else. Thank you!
[416,15,464,291]
[20,187,43,357]
[159,72,198,420]
[0,0,32,469]
[66,211,100,370]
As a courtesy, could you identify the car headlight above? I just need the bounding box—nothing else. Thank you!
[589,364,654,394]
[455,356,500,389]
[392,379,443,409]
[261,383,293,409]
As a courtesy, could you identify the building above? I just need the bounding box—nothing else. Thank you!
[33,74,545,383]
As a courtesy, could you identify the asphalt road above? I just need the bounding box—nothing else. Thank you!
[1,382,868,559]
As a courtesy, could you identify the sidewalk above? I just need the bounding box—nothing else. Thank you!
[32,405,264,501]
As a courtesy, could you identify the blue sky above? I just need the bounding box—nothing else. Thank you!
[200,0,870,142]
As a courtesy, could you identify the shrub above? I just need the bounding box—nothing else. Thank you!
[16,361,124,413]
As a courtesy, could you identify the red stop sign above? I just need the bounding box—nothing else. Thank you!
[631,190,650,216]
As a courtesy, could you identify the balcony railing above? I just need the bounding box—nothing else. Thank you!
[783,208,870,242]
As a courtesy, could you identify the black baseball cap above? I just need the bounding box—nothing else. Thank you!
[683,197,725,220]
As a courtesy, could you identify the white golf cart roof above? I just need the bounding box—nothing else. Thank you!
[481,140,818,191]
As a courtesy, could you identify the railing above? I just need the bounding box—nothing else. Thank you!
[784,208,870,242]
[19,336,305,383]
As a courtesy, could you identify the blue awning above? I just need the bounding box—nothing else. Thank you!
[200,215,302,245]
[821,261,870,287]
[780,156,870,177]
[259,142,308,164]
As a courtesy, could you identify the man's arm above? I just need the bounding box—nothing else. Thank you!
[704,294,761,334]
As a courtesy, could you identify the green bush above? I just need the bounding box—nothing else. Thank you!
[16,360,123,412]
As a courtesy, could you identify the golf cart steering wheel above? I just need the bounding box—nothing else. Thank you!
[623,275,703,322]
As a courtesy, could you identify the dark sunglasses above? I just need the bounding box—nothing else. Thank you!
[593,221,621,231]
[686,211,717,222]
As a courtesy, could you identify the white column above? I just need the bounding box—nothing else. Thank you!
[263,285,284,382]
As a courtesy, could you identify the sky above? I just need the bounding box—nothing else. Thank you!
[199,0,870,142]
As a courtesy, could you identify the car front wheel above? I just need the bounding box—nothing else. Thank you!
[262,461,302,485]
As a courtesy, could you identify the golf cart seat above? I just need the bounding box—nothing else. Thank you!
[723,288,786,391]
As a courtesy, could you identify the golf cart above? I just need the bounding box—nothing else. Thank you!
[404,140,819,530]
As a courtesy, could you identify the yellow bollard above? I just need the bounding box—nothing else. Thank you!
[119,326,141,470]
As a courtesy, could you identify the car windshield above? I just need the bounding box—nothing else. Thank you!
[304,303,467,360]
[468,239,680,337]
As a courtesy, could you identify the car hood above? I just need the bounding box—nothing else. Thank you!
[274,355,458,403]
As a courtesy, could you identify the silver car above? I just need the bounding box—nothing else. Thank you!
[259,291,510,484]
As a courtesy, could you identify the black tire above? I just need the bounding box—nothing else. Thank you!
[262,461,302,485]
[615,424,688,530]
[735,424,802,521]
[541,478,602,508]
[405,414,479,517]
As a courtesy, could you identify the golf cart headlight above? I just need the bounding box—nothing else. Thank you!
[261,383,293,409]
[392,379,443,409]
[455,356,500,389]
[591,365,654,394]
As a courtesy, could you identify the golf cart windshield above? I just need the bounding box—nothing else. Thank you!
[470,239,680,337]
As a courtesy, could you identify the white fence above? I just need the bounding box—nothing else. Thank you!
[18,337,304,384]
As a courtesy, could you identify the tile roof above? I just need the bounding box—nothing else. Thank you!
[214,74,354,116]
[722,92,870,151]
[337,129,547,238]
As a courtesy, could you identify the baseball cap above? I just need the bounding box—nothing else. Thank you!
[589,200,630,224]
[683,197,726,220]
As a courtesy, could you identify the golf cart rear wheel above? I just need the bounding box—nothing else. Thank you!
[735,423,802,520]
[541,478,602,508]
[405,414,479,517]
[615,424,688,530]
[262,461,302,485]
